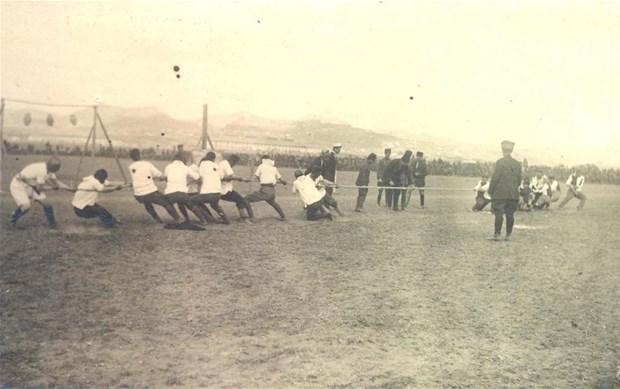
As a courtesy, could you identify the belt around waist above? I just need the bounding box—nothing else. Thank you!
[260,183,276,187]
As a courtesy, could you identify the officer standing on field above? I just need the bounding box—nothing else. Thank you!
[376,148,391,207]
[322,143,341,197]
[488,140,521,241]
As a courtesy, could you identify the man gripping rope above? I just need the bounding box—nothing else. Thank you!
[292,170,332,221]
[72,169,123,228]
[245,155,287,221]
[10,157,72,228]
[129,148,181,224]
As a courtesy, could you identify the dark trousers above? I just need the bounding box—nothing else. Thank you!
[193,193,230,224]
[135,191,180,223]
[323,193,339,209]
[74,204,115,228]
[356,188,368,210]
[307,200,331,221]
[166,192,207,223]
[222,190,255,219]
[387,183,402,210]
[491,199,518,236]
[188,193,218,223]
[245,185,286,219]
[558,189,587,209]
[377,181,384,205]
[472,194,491,211]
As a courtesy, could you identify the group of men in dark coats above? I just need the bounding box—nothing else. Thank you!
[373,148,428,212]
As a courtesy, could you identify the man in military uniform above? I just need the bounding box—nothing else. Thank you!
[383,150,413,211]
[376,148,391,207]
[410,151,428,208]
[488,141,521,241]
[322,143,341,197]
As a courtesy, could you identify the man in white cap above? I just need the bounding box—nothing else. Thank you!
[324,143,341,197]
[9,156,72,228]
[488,140,521,241]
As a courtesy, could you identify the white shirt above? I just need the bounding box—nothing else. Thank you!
[474,180,491,200]
[199,160,221,194]
[164,160,199,194]
[566,174,585,192]
[254,159,281,185]
[293,174,324,206]
[16,162,55,186]
[530,175,548,193]
[313,174,328,196]
[72,175,106,209]
[187,164,201,194]
[549,180,560,193]
[218,160,236,195]
[129,160,162,196]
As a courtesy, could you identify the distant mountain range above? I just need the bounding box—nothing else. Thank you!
[2,105,618,167]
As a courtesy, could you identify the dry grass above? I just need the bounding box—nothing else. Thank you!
[1,156,619,388]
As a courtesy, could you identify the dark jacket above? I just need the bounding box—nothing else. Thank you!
[356,162,372,186]
[411,158,428,178]
[488,155,522,200]
[383,159,409,185]
[322,152,337,182]
[377,157,390,182]
[304,156,323,175]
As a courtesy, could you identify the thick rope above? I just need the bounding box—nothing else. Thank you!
[331,184,473,191]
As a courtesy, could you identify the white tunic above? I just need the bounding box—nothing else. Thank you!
[293,174,324,206]
[218,160,236,195]
[164,160,199,194]
[199,160,221,194]
[72,175,106,209]
[129,160,162,196]
[254,159,281,185]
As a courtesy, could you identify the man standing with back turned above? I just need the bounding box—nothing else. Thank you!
[488,140,521,241]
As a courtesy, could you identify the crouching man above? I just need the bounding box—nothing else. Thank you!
[292,170,332,221]
[72,169,123,228]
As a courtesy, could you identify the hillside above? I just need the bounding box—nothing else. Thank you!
[2,105,618,167]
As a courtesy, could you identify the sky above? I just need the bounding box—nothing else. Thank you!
[1,1,619,161]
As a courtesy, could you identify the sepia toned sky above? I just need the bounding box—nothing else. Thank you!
[1,1,619,157]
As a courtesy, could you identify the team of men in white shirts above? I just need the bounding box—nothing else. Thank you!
[9,153,589,229]
[127,149,285,227]
[472,170,586,212]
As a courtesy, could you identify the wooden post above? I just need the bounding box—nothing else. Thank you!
[74,121,95,186]
[201,104,215,150]
[95,107,128,184]
[91,112,97,157]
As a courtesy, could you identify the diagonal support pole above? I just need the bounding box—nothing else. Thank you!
[74,109,97,186]
[95,107,128,184]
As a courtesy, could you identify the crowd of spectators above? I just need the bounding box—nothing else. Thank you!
[4,140,620,185]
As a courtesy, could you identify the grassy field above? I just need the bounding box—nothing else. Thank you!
[1,155,619,388]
